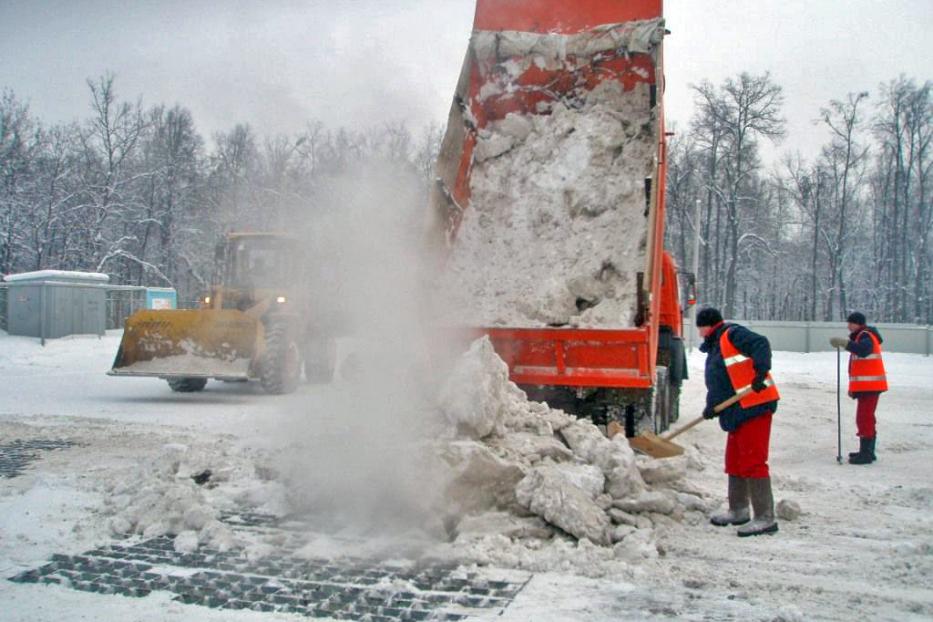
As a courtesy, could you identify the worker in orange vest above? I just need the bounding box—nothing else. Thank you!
[829,311,888,465]
[697,307,780,537]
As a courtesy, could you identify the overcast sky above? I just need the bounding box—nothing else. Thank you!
[1,0,931,162]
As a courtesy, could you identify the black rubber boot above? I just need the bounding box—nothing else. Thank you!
[737,477,778,537]
[849,437,875,465]
[710,476,750,526]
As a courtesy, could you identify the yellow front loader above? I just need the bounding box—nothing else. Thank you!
[109,233,337,394]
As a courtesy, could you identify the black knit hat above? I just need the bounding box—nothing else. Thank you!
[846,311,867,325]
[696,307,724,327]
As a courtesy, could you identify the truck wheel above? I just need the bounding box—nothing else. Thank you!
[303,337,337,384]
[260,321,301,394]
[166,377,208,392]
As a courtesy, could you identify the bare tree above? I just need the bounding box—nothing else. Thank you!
[81,73,148,276]
[817,92,870,319]
[872,77,932,321]
[0,90,40,274]
[691,73,784,315]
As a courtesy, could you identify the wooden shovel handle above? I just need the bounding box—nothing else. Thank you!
[662,389,751,442]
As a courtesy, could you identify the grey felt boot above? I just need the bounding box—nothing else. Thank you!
[737,477,778,537]
[710,476,750,526]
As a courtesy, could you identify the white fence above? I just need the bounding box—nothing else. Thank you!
[686,320,933,355]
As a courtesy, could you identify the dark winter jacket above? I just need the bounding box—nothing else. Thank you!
[700,322,778,432]
[847,325,885,396]
[846,325,883,358]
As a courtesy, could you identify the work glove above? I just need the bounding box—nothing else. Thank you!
[702,404,717,419]
[751,372,769,393]
[829,337,848,348]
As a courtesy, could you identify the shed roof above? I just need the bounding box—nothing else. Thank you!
[3,270,111,284]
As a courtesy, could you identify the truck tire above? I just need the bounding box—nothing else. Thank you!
[303,337,337,384]
[166,377,208,392]
[260,321,301,394]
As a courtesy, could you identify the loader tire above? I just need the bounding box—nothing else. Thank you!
[260,321,301,395]
[167,377,208,392]
[303,337,337,384]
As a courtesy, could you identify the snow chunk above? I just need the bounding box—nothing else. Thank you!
[636,454,687,485]
[183,504,214,531]
[173,530,199,554]
[777,499,802,521]
[442,440,526,513]
[549,463,606,500]
[455,511,554,541]
[475,131,515,162]
[612,490,678,515]
[438,336,513,439]
[515,465,611,545]
[488,431,574,464]
[612,527,658,561]
[561,421,645,499]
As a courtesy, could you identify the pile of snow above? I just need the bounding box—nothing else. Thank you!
[98,336,709,578]
[102,441,287,556]
[435,337,709,575]
[437,79,655,328]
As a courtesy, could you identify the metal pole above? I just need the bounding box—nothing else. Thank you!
[836,346,842,464]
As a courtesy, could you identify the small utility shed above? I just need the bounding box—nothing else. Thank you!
[4,270,109,343]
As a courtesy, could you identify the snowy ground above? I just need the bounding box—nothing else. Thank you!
[1,330,931,621]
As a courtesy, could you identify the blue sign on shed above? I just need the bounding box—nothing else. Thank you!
[146,287,177,310]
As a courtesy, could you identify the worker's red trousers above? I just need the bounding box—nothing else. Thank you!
[724,412,772,478]
[855,393,879,438]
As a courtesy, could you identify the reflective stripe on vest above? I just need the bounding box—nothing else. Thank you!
[849,331,888,393]
[719,328,780,408]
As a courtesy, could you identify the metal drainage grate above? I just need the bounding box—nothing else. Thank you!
[0,439,77,478]
[10,535,529,620]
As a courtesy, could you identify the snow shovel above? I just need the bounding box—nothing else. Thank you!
[625,389,752,459]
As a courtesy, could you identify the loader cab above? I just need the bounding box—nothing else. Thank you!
[223,234,302,291]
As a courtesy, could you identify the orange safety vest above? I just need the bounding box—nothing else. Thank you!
[848,330,888,393]
[720,328,781,408]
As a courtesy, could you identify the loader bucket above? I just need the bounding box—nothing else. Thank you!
[109,309,259,379]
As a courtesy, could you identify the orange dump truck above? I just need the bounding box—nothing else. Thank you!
[429,0,691,435]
